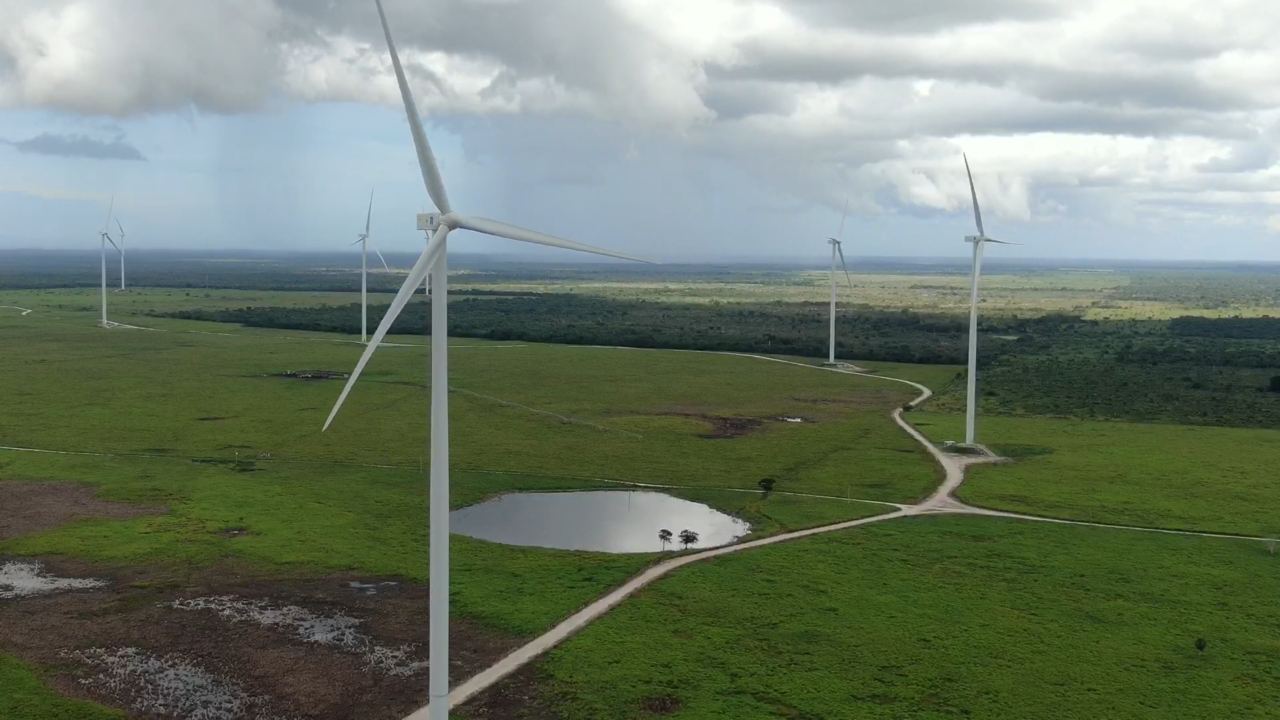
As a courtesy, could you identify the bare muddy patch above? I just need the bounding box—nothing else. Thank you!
[272,370,348,381]
[0,560,105,599]
[169,596,427,677]
[0,562,519,720]
[663,412,765,439]
[68,646,291,720]
[0,481,161,540]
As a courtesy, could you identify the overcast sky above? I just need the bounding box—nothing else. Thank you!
[1,0,1278,262]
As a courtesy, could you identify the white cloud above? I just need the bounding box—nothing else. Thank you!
[1,0,1278,251]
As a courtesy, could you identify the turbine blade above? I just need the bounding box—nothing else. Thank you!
[963,153,984,237]
[365,188,374,236]
[450,214,650,263]
[105,235,120,252]
[115,219,125,241]
[836,197,848,240]
[983,238,1021,245]
[103,195,115,232]
[350,236,366,246]
[323,225,450,431]
[374,0,452,215]
[371,243,392,271]
[836,241,852,288]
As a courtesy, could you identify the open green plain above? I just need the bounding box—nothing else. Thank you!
[489,515,1279,720]
[0,288,923,640]
[913,412,1280,538]
[0,655,123,720]
[4,266,1279,718]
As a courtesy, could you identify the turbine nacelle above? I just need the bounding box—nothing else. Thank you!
[417,212,443,233]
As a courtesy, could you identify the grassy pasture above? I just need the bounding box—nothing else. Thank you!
[0,292,918,638]
[913,412,1280,538]
[483,515,1280,720]
[0,293,938,502]
[0,654,123,719]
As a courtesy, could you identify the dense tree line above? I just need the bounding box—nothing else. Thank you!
[1169,316,1280,340]
[160,292,1280,428]
[158,294,1045,365]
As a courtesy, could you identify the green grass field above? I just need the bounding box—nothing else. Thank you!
[913,413,1280,538]
[5,282,1279,718]
[0,655,123,720]
[495,515,1280,720]
[0,293,940,502]
[0,291,922,638]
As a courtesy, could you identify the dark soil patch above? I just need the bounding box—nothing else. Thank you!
[459,663,564,720]
[667,413,766,439]
[460,660,683,719]
[0,558,520,720]
[191,458,260,473]
[0,482,162,541]
[640,694,683,714]
[273,370,349,381]
[196,416,234,422]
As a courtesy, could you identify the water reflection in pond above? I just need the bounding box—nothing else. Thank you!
[451,491,751,554]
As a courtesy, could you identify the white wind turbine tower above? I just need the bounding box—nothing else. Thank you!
[351,188,391,343]
[961,154,1016,446]
[98,196,120,327]
[825,201,853,365]
[323,2,648,718]
[115,218,127,291]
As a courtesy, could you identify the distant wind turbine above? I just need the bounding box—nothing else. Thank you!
[961,154,1017,446]
[115,218,127,291]
[351,188,391,343]
[98,196,119,327]
[322,2,649,718]
[825,200,853,365]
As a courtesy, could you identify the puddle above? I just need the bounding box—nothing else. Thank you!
[451,491,751,553]
[169,596,426,677]
[347,581,400,595]
[272,370,348,381]
[0,560,106,599]
[778,416,807,423]
[68,647,289,720]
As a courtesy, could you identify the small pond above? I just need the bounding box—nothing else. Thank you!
[451,491,751,554]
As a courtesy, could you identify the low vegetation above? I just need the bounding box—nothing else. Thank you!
[474,515,1280,719]
[914,412,1280,538]
[0,654,123,719]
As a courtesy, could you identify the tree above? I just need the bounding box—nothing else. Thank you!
[757,477,776,495]
[1269,376,1280,393]
[658,528,673,551]
[1195,638,1207,653]
[678,529,700,549]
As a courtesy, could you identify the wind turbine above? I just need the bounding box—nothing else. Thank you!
[98,196,119,327]
[351,188,391,343]
[961,154,1016,446]
[825,200,853,365]
[115,218,127,291]
[322,2,648,718]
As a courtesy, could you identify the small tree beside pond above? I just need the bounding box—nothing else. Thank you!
[678,529,700,549]
[658,528,673,551]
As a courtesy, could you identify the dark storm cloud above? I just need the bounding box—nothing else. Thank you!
[4,132,145,161]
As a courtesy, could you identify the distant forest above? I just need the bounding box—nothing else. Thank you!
[160,294,1280,429]
[161,294,993,365]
